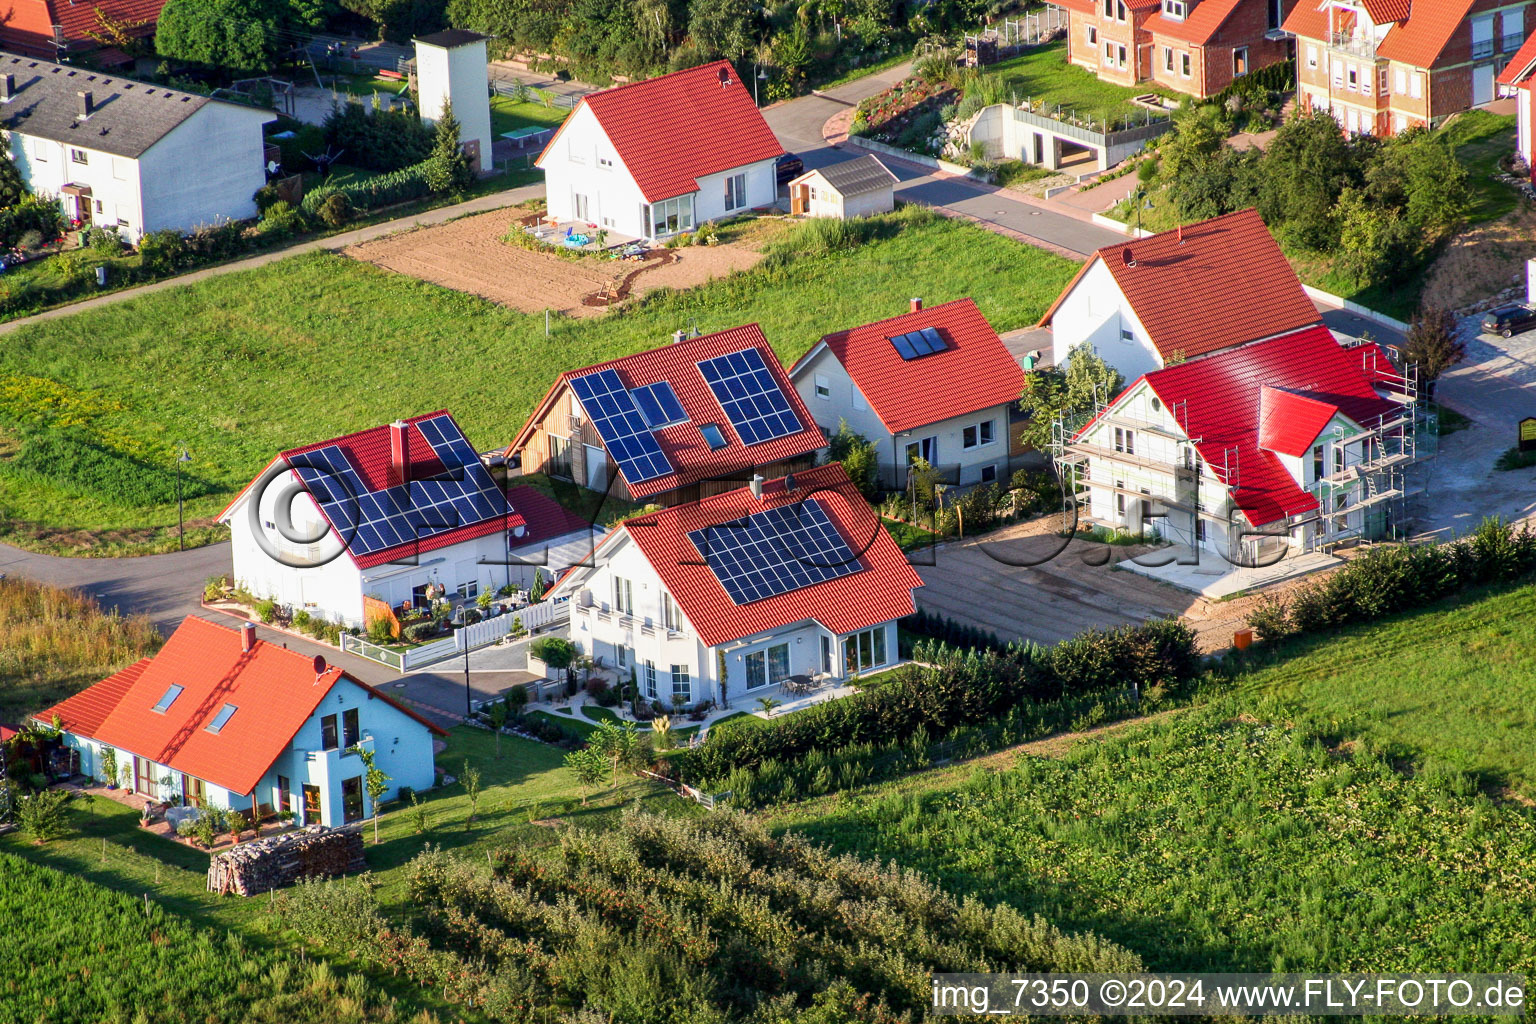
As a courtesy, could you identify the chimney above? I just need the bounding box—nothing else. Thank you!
[1122,247,1136,267]
[910,297,923,313]
[749,473,764,499]
[77,90,92,119]
[240,621,257,653]
[1177,224,1184,244]
[0,75,14,102]
[671,328,687,344]
[389,419,409,487]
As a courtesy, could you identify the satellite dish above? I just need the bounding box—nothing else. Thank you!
[266,160,280,175]
[312,654,328,675]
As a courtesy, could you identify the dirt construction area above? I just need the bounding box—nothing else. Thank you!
[344,208,763,317]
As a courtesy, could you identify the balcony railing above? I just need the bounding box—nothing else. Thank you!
[1472,39,1495,59]
[1327,31,1377,59]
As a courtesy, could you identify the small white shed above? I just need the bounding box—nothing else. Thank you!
[788,155,897,219]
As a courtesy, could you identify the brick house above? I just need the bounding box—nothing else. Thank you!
[1062,0,1297,98]
[1285,0,1535,135]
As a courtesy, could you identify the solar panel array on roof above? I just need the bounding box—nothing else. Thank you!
[888,326,947,360]
[290,414,508,558]
[686,497,862,605]
[570,368,674,483]
[696,348,804,446]
[631,381,688,428]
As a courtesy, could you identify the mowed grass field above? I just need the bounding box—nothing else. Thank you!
[772,581,1536,975]
[0,208,1076,555]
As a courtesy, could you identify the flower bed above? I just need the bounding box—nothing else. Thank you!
[851,76,960,156]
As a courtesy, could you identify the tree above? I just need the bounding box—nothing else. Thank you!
[155,0,287,72]
[689,0,757,59]
[530,635,575,689]
[1259,109,1361,251]
[0,150,28,210]
[1404,305,1466,386]
[1335,186,1411,289]
[563,745,610,804]
[349,745,392,844]
[488,698,509,758]
[825,419,879,499]
[460,759,482,826]
[422,101,475,193]
[589,718,645,785]
[530,568,547,603]
[1017,344,1124,451]
[15,789,70,843]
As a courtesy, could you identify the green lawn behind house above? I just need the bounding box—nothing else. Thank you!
[0,207,1076,554]
[987,43,1176,130]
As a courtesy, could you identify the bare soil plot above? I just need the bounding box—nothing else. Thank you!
[344,208,764,316]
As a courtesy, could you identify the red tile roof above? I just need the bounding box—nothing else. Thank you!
[37,616,445,796]
[538,60,784,204]
[272,411,513,570]
[41,657,151,738]
[0,0,163,57]
[1285,0,1479,69]
[801,298,1026,435]
[1126,325,1399,526]
[609,463,923,647]
[505,484,598,547]
[1500,29,1536,85]
[1041,209,1321,364]
[508,325,824,502]
[1144,0,1247,44]
[1258,385,1340,456]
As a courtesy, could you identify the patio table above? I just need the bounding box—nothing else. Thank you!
[782,674,813,695]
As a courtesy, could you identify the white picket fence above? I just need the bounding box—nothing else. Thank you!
[341,599,571,672]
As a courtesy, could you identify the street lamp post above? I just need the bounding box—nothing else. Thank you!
[176,447,191,550]
[754,64,769,106]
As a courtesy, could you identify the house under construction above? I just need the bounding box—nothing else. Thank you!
[1051,325,1435,575]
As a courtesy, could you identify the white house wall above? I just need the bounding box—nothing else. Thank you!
[1049,258,1163,380]
[693,157,777,224]
[135,104,270,237]
[227,480,365,626]
[542,105,650,238]
[842,187,894,218]
[8,130,145,238]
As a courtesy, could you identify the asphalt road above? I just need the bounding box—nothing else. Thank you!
[761,66,1126,257]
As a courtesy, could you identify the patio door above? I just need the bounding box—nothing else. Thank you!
[573,192,590,222]
[745,643,790,690]
[1473,63,1495,106]
[302,784,321,825]
[183,774,206,809]
[134,756,158,800]
[584,444,607,492]
[342,776,364,824]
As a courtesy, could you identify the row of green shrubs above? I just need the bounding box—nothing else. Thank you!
[899,607,1007,655]
[667,618,1199,784]
[1248,517,1536,640]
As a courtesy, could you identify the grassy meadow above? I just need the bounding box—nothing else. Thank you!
[0,207,1076,554]
[0,576,161,724]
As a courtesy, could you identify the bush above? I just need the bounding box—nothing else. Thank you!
[322,101,433,172]
[254,599,276,623]
[252,183,282,214]
[137,228,191,276]
[257,201,303,240]
[83,226,122,255]
[403,621,439,643]
[0,194,63,250]
[15,788,71,842]
[316,190,354,229]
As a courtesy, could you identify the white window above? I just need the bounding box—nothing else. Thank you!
[597,155,613,169]
[644,660,657,699]
[980,465,998,484]
[814,373,831,399]
[1472,15,1494,59]
[112,156,130,180]
[32,139,46,162]
[1307,45,1319,70]
[724,172,748,212]
[1378,67,1388,95]
[457,579,479,600]
[1410,73,1422,99]
[646,195,694,236]
[1162,0,1186,18]
[1164,46,1174,72]
[1115,479,1126,516]
[1362,67,1373,95]
[1087,24,1098,45]
[573,192,589,221]
[842,627,887,674]
[567,139,585,164]
[1102,0,1112,15]
[661,591,682,631]
[852,386,866,411]
[1120,326,1135,343]
[70,148,87,164]
[1233,46,1249,77]
[1180,52,1191,77]
[905,436,937,465]
[1504,9,1525,51]
[1394,69,1407,94]
[1113,427,1135,455]
[612,575,633,615]
[671,665,691,704]
[1347,66,1358,91]
[962,420,995,449]
[1118,44,1128,67]
[1116,0,1126,21]
[1334,61,1345,88]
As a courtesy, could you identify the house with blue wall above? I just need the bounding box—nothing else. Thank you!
[37,616,444,827]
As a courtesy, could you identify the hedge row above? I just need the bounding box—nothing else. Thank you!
[668,617,1199,783]
[1249,517,1536,640]
[1213,59,1296,108]
[302,161,433,216]
[899,607,1008,655]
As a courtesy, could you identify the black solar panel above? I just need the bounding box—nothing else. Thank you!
[290,414,508,559]
[695,348,803,446]
[570,369,674,484]
[631,381,688,428]
[686,497,862,605]
[889,326,947,360]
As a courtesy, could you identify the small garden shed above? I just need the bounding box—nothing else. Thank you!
[788,156,898,219]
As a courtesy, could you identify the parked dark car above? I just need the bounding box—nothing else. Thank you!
[775,153,804,187]
[1482,304,1536,338]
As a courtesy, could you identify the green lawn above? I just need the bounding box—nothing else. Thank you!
[489,95,570,137]
[0,207,1076,554]
[1442,109,1521,224]
[988,43,1175,131]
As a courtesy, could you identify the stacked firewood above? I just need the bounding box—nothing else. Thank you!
[206,825,366,897]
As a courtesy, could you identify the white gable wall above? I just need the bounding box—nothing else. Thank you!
[1049,258,1163,380]
[136,103,270,237]
[226,480,365,626]
[541,104,651,238]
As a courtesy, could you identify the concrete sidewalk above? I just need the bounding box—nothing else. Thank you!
[0,184,543,336]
